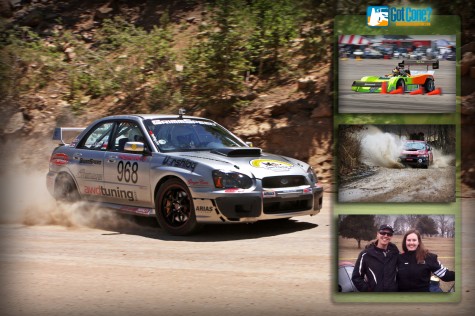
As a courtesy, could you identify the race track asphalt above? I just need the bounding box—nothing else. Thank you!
[338,59,456,113]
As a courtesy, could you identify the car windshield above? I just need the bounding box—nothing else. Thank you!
[404,142,426,150]
[143,118,246,152]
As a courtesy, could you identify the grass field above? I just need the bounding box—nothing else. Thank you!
[338,235,455,292]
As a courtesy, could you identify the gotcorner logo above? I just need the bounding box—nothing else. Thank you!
[367,6,433,27]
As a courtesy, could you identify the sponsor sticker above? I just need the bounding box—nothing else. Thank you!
[194,199,216,216]
[118,154,148,162]
[187,178,210,187]
[224,188,246,193]
[77,169,103,181]
[84,185,137,201]
[69,137,79,147]
[263,190,276,198]
[250,159,293,171]
[163,156,197,172]
[79,158,102,165]
[152,119,215,126]
[120,206,154,216]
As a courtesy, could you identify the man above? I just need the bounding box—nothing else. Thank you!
[388,66,408,77]
[351,224,399,292]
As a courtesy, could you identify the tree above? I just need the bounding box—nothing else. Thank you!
[374,215,394,231]
[403,215,421,230]
[416,215,439,236]
[248,0,300,77]
[447,220,456,238]
[183,0,252,105]
[339,215,376,249]
[393,216,408,235]
[299,0,335,70]
[435,215,453,238]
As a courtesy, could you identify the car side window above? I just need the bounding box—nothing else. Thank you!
[78,122,114,151]
[112,122,146,152]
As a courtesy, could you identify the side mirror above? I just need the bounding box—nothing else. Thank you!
[124,141,145,153]
[245,142,253,147]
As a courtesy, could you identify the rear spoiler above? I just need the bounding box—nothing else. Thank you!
[53,127,85,145]
[398,59,439,69]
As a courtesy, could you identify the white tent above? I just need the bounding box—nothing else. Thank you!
[338,35,371,45]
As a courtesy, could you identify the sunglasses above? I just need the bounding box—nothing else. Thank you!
[379,231,393,237]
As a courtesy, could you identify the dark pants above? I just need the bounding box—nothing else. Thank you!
[429,280,443,292]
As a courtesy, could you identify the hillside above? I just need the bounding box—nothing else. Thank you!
[0,0,334,189]
[1,0,474,193]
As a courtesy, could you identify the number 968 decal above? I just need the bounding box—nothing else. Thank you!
[117,161,139,183]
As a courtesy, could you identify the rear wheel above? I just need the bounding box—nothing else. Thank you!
[54,173,80,202]
[424,78,435,92]
[155,178,200,235]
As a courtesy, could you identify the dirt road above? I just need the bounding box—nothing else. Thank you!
[1,194,474,316]
[338,166,456,203]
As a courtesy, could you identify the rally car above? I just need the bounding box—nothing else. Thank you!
[398,140,433,169]
[351,59,439,93]
[338,261,358,292]
[46,111,323,235]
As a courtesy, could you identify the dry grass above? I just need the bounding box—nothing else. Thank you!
[338,235,455,292]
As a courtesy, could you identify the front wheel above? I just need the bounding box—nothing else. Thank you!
[396,79,406,93]
[155,178,200,235]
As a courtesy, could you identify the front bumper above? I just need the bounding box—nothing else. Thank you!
[399,156,429,167]
[351,81,385,93]
[192,185,323,223]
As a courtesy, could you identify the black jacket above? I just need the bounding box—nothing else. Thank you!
[398,251,455,292]
[351,242,399,292]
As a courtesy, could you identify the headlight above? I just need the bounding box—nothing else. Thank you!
[212,170,253,189]
[307,167,318,184]
[418,154,429,158]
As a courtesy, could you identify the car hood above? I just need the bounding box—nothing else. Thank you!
[163,148,309,178]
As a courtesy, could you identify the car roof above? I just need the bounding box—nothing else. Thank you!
[98,114,213,121]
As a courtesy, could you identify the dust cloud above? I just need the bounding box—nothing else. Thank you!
[358,126,405,169]
[357,126,454,169]
[431,148,455,169]
[1,166,141,231]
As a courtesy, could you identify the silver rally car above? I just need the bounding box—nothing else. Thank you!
[46,111,323,235]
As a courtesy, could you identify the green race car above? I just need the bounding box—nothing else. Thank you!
[351,59,439,93]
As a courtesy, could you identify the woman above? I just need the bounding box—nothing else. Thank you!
[398,229,455,292]
[351,224,399,292]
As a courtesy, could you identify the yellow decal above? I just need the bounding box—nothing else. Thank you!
[250,159,293,171]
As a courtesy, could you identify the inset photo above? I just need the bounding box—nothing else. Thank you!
[338,35,456,113]
[338,125,456,203]
[337,214,455,293]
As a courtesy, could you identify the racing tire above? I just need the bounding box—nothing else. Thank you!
[155,178,200,236]
[396,79,405,93]
[424,78,435,92]
[54,173,80,202]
